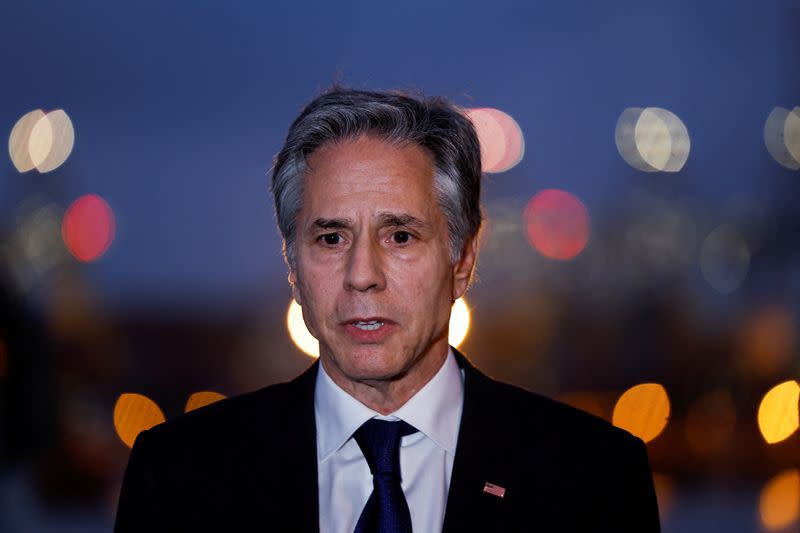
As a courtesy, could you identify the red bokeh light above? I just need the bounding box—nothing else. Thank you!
[523,189,590,261]
[62,194,116,262]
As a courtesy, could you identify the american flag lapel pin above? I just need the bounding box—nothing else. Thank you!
[482,481,506,499]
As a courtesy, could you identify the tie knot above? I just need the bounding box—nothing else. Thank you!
[354,419,418,477]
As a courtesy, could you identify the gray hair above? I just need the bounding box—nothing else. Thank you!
[270,87,483,268]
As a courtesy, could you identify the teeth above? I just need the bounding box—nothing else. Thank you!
[353,321,383,331]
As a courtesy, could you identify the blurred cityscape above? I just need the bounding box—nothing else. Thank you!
[1,1,799,532]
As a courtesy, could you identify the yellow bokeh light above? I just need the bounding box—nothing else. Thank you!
[757,380,800,444]
[185,391,227,413]
[8,109,46,172]
[113,393,166,448]
[612,383,670,443]
[286,297,472,358]
[30,109,75,173]
[760,469,800,531]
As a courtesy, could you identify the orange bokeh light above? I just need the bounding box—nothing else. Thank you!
[757,380,800,444]
[760,469,800,531]
[612,383,670,443]
[113,393,166,448]
[465,107,524,173]
[185,391,227,413]
[523,189,590,261]
[62,194,116,262]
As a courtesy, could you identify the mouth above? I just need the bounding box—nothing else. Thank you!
[341,317,395,341]
[351,320,384,331]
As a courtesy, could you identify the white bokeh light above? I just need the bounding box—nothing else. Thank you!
[616,107,690,172]
[8,109,46,172]
[287,299,320,358]
[32,109,75,172]
[765,107,800,170]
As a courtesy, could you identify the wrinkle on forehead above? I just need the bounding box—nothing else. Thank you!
[300,135,440,227]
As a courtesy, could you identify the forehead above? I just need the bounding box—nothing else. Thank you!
[301,135,438,219]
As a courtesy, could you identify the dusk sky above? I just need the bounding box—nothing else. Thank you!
[1,0,798,310]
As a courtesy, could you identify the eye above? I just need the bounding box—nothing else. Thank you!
[320,233,341,246]
[391,231,412,244]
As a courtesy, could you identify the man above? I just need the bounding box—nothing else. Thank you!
[115,88,660,532]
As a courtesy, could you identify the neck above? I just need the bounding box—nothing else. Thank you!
[321,346,449,415]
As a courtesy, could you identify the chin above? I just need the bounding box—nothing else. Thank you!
[338,345,408,381]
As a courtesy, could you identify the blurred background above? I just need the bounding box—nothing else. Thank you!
[1,0,799,531]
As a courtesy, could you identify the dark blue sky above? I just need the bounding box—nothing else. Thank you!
[1,0,798,309]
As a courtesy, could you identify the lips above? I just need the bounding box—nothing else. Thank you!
[341,317,396,342]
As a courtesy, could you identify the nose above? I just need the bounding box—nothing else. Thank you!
[344,234,386,292]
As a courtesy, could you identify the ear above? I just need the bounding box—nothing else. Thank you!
[288,268,302,306]
[452,234,478,301]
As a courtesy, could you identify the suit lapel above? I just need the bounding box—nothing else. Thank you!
[442,350,515,532]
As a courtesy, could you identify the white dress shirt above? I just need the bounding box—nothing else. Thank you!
[315,347,464,533]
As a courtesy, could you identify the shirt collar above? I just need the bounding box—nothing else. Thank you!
[314,347,464,463]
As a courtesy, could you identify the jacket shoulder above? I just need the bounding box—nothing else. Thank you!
[469,370,645,456]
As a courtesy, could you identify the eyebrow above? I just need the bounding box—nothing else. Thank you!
[308,213,428,232]
[311,217,353,230]
[377,212,426,229]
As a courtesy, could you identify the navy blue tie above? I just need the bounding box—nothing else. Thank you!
[353,419,418,533]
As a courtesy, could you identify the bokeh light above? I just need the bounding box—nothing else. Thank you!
[287,297,472,358]
[615,107,690,172]
[8,109,46,172]
[448,297,471,347]
[612,383,670,443]
[684,389,737,455]
[465,107,525,173]
[113,393,166,448]
[287,299,320,358]
[764,107,800,170]
[737,307,796,379]
[700,224,750,294]
[185,391,227,413]
[760,469,800,531]
[62,194,116,262]
[29,109,75,173]
[5,201,67,291]
[523,189,590,261]
[757,380,800,444]
[785,107,800,165]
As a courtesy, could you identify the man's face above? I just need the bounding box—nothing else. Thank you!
[289,135,476,391]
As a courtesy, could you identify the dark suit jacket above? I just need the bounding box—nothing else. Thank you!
[115,351,660,532]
